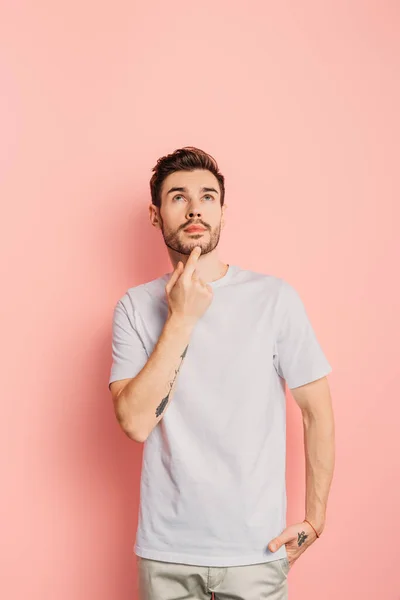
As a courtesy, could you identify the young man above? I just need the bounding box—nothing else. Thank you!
[108,147,335,600]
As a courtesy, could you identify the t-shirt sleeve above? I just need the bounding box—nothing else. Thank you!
[108,298,149,389]
[273,279,332,389]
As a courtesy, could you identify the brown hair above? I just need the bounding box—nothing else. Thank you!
[150,146,225,208]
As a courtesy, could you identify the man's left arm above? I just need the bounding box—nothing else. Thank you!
[268,279,335,563]
[268,375,335,563]
[291,375,335,536]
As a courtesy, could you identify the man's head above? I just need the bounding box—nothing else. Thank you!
[149,147,227,256]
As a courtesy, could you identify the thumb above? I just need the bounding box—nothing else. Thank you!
[268,529,290,553]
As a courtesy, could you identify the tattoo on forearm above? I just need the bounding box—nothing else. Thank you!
[155,345,188,417]
[297,531,308,547]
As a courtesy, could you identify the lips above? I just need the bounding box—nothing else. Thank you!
[184,226,206,233]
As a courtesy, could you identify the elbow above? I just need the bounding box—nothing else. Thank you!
[118,415,148,443]
[124,410,149,442]
[114,400,147,443]
[113,388,152,443]
[126,426,148,443]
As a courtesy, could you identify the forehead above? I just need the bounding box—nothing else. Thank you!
[161,169,220,195]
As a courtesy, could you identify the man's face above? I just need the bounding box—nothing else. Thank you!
[152,169,226,256]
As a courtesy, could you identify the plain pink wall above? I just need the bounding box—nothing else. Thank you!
[1,1,399,598]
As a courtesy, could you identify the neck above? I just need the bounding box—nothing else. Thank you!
[168,249,229,284]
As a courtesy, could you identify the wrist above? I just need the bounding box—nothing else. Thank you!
[304,516,325,537]
[166,313,196,334]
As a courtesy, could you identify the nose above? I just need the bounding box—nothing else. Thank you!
[186,206,202,219]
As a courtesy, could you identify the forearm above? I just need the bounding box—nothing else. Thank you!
[302,408,335,535]
[116,314,194,441]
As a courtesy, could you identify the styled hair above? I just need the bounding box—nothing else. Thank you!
[150,146,225,208]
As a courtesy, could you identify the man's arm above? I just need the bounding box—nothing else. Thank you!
[109,246,213,443]
[290,375,335,535]
[110,315,193,442]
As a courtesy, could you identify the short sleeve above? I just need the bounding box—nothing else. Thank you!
[273,279,332,389]
[108,298,149,389]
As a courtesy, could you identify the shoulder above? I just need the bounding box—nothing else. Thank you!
[234,265,283,291]
[276,277,301,300]
[114,272,170,313]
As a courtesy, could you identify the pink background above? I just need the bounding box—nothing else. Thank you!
[1,1,399,599]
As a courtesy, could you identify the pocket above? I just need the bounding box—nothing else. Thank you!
[278,556,290,578]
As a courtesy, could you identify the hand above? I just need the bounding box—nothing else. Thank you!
[165,246,213,326]
[267,520,320,569]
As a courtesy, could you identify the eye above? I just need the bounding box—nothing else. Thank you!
[204,195,214,201]
[173,195,185,202]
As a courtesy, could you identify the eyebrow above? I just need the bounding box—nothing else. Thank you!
[166,186,219,195]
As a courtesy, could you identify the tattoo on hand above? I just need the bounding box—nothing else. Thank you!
[297,530,308,547]
[155,345,188,417]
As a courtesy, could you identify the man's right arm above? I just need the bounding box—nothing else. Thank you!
[110,246,212,442]
[110,314,194,442]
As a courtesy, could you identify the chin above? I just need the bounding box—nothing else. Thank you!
[184,245,206,255]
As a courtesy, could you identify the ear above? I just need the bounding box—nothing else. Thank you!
[149,204,161,229]
[221,204,227,229]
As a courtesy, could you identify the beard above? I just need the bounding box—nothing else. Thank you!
[160,218,222,256]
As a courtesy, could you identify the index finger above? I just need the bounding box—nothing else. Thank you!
[182,246,201,280]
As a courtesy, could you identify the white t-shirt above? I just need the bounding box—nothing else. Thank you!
[108,264,332,567]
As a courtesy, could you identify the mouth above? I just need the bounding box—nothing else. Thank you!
[183,226,207,233]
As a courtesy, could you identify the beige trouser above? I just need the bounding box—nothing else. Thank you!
[136,555,290,600]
